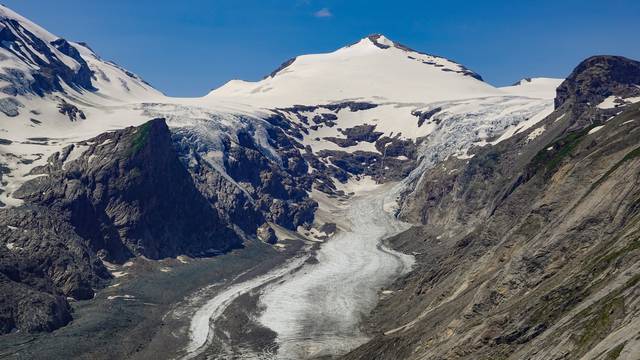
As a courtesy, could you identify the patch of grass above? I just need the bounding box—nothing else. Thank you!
[529,125,595,179]
[588,235,640,277]
[576,296,625,351]
[604,342,626,360]
[129,122,152,155]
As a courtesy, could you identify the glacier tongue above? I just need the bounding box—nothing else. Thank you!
[257,185,415,359]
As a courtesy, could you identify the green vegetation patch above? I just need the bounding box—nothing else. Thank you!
[604,342,626,360]
[530,125,595,179]
[576,296,625,351]
[589,237,640,276]
[129,122,152,155]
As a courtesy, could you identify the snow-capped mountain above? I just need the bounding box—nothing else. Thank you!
[208,34,502,106]
[0,5,160,102]
[0,4,565,340]
[0,3,562,210]
[6,5,640,360]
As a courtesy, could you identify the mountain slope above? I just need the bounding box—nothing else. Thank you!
[209,34,502,107]
[0,4,566,344]
[344,55,640,360]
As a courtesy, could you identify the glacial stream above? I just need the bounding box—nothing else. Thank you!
[182,186,415,359]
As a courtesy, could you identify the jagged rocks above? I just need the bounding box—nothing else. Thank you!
[16,118,242,262]
[347,57,640,360]
[57,100,86,121]
[555,56,640,109]
[0,97,22,117]
[0,18,95,96]
[257,223,277,244]
[0,205,109,334]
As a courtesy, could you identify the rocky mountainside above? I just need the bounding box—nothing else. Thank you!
[0,118,243,334]
[344,56,640,359]
[9,6,639,358]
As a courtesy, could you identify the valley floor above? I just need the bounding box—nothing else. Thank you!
[180,183,415,359]
[0,182,415,360]
[0,240,303,360]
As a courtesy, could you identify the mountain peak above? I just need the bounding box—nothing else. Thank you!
[555,55,640,108]
[209,33,493,106]
[364,34,395,48]
[353,33,416,53]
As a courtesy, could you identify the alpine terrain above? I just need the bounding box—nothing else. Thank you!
[0,4,639,360]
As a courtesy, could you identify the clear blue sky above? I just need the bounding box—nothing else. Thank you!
[4,0,640,97]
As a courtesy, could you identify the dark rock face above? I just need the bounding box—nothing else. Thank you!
[339,124,384,143]
[270,102,420,188]
[0,206,108,334]
[169,112,320,234]
[16,118,241,262]
[317,149,415,183]
[57,100,86,121]
[257,223,277,244]
[412,107,442,127]
[266,57,296,78]
[555,55,640,109]
[365,34,483,80]
[346,57,640,359]
[0,118,249,335]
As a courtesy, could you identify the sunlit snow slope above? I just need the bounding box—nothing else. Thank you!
[208,34,502,107]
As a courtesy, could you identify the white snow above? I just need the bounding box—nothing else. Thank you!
[499,77,564,99]
[107,294,135,301]
[527,126,546,141]
[588,125,605,134]
[111,271,128,278]
[597,95,640,109]
[207,35,502,107]
[598,95,620,109]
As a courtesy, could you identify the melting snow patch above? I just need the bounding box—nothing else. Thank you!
[111,271,128,278]
[6,243,20,251]
[454,152,474,160]
[333,176,380,195]
[588,125,605,135]
[527,126,545,141]
[597,96,620,109]
[107,294,135,301]
[621,119,636,126]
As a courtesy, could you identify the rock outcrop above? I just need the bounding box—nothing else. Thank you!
[0,118,243,334]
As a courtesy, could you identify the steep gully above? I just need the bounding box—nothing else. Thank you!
[181,184,415,359]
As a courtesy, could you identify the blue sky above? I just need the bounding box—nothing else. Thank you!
[4,0,640,96]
